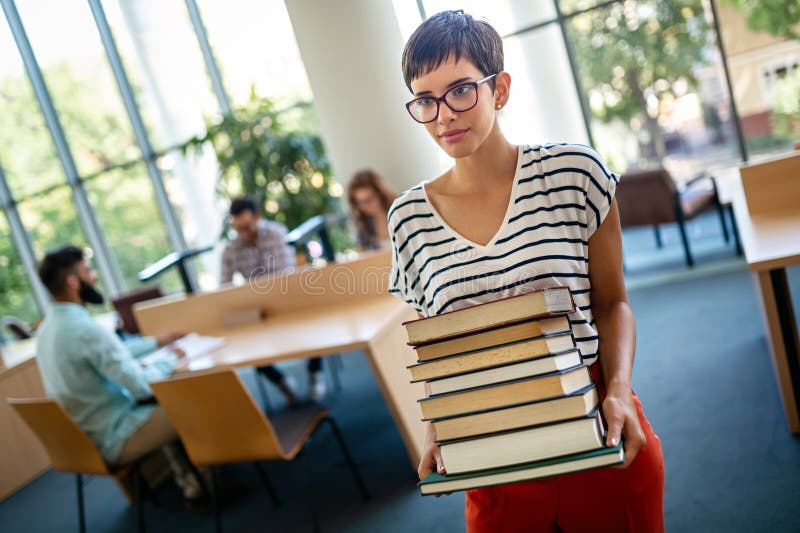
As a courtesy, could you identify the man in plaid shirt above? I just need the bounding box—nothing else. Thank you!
[221,197,325,404]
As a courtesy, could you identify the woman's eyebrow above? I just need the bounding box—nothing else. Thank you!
[414,77,474,96]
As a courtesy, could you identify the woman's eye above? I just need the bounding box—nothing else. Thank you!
[417,97,436,107]
[453,85,474,96]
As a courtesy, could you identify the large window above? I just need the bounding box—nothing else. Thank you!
[0,0,327,326]
[103,0,230,286]
[0,17,64,200]
[0,12,85,324]
[15,185,113,308]
[0,73,64,199]
[566,0,743,180]
[84,164,181,291]
[102,0,219,148]
[10,0,180,294]
[197,0,313,108]
[404,0,762,182]
[0,216,37,326]
[716,2,800,159]
[420,1,556,37]
[15,0,140,176]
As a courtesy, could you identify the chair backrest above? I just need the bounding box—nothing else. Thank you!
[7,398,109,475]
[3,316,33,340]
[615,168,679,227]
[111,286,164,334]
[150,370,284,466]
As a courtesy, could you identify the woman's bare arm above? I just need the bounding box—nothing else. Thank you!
[587,199,646,467]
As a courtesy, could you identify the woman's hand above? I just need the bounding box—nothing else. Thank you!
[418,422,450,496]
[603,382,646,468]
[418,422,445,478]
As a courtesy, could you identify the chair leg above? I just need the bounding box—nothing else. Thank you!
[323,417,370,501]
[302,448,321,533]
[255,369,273,414]
[677,219,694,267]
[727,205,743,256]
[183,459,207,503]
[326,355,343,394]
[252,462,281,506]
[716,204,730,243]
[653,225,663,248]
[209,466,223,533]
[76,474,86,533]
[133,464,146,533]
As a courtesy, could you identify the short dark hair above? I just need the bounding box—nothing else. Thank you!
[229,196,258,217]
[401,10,504,92]
[38,245,84,297]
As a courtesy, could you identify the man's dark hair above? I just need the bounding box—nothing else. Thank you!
[401,10,504,92]
[229,196,259,217]
[38,245,84,297]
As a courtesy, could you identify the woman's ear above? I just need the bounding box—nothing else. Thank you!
[494,71,511,109]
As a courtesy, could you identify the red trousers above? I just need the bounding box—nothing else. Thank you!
[465,368,665,533]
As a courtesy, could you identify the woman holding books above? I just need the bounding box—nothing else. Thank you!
[388,10,665,533]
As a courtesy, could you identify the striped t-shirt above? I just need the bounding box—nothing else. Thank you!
[388,143,620,365]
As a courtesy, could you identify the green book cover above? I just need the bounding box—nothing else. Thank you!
[419,444,624,489]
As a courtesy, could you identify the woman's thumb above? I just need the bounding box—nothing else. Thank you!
[434,450,446,474]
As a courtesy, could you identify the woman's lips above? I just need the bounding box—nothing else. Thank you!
[440,129,468,143]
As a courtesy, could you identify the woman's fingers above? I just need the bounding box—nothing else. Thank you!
[434,447,446,474]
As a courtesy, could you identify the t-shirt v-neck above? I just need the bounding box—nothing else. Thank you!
[421,145,524,251]
[388,142,620,365]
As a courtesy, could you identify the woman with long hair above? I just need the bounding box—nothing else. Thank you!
[347,169,397,250]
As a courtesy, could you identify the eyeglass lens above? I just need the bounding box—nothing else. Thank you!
[408,83,478,123]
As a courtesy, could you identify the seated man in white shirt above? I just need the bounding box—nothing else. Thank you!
[35,246,203,505]
[220,197,326,404]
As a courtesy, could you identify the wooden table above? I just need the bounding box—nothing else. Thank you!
[0,338,49,500]
[134,251,427,467]
[730,153,800,432]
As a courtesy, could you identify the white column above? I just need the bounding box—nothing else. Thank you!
[500,22,590,147]
[284,0,445,193]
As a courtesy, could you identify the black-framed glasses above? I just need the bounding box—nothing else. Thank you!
[405,73,497,124]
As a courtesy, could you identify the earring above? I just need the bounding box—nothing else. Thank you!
[496,104,502,110]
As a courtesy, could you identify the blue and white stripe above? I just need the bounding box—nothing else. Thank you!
[388,143,619,365]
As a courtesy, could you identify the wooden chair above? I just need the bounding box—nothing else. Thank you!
[7,398,151,533]
[150,369,369,533]
[616,168,729,267]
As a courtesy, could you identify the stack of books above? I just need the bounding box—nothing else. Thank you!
[402,287,624,495]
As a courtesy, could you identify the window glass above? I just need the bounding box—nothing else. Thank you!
[0,215,39,327]
[197,0,313,107]
[16,0,140,175]
[0,10,67,198]
[102,0,219,148]
[716,2,799,159]
[421,0,557,36]
[16,185,112,303]
[84,164,182,291]
[567,0,743,179]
